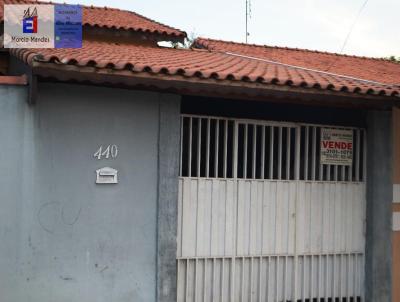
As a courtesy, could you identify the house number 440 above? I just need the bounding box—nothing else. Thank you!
[94,145,118,160]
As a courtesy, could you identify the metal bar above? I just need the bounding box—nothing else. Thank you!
[356,129,361,182]
[195,258,198,302]
[206,118,211,178]
[339,254,343,301]
[233,122,239,179]
[259,256,262,302]
[276,256,279,302]
[180,116,184,176]
[333,165,338,181]
[221,258,225,302]
[252,125,257,179]
[186,259,189,302]
[197,118,202,177]
[241,257,245,302]
[231,258,235,302]
[312,127,317,181]
[284,256,288,302]
[354,254,358,299]
[363,129,367,182]
[286,128,291,180]
[294,132,301,181]
[302,255,305,302]
[304,126,309,180]
[294,255,298,302]
[261,126,266,179]
[188,117,193,177]
[325,255,329,302]
[319,129,323,181]
[243,124,248,179]
[318,255,322,301]
[358,255,365,301]
[214,120,220,178]
[177,260,181,301]
[269,127,274,179]
[203,259,207,302]
[267,256,271,302]
[327,165,331,181]
[332,254,336,299]
[250,257,254,302]
[347,254,351,302]
[212,258,216,302]
[341,165,345,182]
[223,120,228,178]
[310,255,314,302]
[278,127,283,180]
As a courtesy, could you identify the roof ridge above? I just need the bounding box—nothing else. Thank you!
[195,37,399,65]
[0,0,186,37]
[83,4,186,36]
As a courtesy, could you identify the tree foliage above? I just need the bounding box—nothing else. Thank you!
[386,56,400,63]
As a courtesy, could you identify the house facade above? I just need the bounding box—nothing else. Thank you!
[0,1,399,302]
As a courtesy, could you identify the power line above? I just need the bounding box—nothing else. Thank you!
[326,0,370,71]
[339,0,370,54]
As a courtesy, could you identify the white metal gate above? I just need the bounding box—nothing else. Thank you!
[177,115,366,302]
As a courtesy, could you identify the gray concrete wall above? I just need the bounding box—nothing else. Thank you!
[0,83,181,302]
[157,95,180,302]
[365,110,393,302]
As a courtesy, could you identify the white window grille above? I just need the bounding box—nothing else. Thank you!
[180,115,366,182]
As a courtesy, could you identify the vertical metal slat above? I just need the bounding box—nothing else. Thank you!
[214,120,220,178]
[188,117,193,177]
[286,128,291,180]
[252,125,257,179]
[223,120,228,178]
[269,126,274,179]
[243,124,248,179]
[278,127,283,180]
[261,126,266,179]
[312,127,317,181]
[197,118,202,177]
[206,118,211,178]
[180,116,184,176]
[304,126,309,180]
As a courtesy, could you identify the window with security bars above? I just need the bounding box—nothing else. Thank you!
[180,115,366,182]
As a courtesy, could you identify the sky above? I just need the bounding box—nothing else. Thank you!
[63,0,399,58]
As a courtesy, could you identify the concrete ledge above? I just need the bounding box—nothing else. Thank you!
[0,75,27,85]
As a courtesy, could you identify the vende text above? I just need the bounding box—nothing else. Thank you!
[322,141,353,150]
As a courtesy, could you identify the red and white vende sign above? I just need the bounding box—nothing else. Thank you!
[320,128,353,166]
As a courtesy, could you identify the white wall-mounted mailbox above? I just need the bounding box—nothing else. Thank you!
[96,167,118,184]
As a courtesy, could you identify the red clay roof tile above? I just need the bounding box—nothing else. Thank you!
[10,40,400,98]
[0,0,186,38]
[194,38,400,86]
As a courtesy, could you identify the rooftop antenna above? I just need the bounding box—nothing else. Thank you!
[245,0,251,43]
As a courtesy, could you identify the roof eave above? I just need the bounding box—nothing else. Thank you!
[30,61,400,110]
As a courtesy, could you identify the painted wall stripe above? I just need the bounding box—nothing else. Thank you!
[394,213,400,232]
[394,184,400,204]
